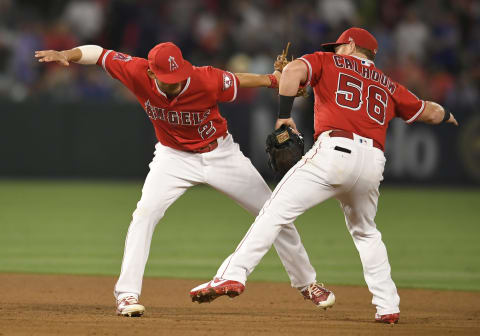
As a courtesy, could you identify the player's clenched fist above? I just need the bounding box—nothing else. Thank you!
[448,114,459,126]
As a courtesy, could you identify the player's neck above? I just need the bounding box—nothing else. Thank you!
[349,51,370,61]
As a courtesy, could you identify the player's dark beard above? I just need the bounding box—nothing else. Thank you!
[157,80,182,98]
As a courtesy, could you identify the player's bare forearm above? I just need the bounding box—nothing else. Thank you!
[235,72,279,88]
[62,48,82,63]
[279,60,308,96]
[35,48,82,66]
[418,101,458,126]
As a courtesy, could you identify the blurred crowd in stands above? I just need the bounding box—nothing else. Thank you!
[0,0,478,118]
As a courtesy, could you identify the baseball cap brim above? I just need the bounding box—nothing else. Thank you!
[151,60,193,84]
[321,42,344,53]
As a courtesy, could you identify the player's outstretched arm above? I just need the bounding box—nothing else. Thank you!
[235,71,281,88]
[35,45,103,66]
[417,101,459,126]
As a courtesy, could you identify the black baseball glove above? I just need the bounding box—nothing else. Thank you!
[266,125,305,178]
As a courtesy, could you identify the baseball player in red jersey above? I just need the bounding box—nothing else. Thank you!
[35,42,321,317]
[190,28,458,324]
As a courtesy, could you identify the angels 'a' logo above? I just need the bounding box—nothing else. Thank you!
[168,56,179,72]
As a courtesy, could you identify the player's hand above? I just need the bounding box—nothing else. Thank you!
[447,113,459,126]
[275,118,299,134]
[34,50,70,66]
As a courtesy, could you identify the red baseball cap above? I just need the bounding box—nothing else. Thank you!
[148,42,193,84]
[321,27,378,55]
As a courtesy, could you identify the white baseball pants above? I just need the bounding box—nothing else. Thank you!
[216,131,400,316]
[114,134,316,298]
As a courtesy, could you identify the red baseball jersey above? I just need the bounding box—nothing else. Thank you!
[96,49,238,151]
[298,52,425,149]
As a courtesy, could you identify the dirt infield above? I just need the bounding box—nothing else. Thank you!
[1,274,479,335]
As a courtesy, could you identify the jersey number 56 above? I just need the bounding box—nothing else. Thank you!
[335,73,388,125]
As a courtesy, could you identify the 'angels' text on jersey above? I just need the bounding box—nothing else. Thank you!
[145,100,210,126]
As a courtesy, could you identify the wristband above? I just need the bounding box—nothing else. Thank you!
[441,108,451,123]
[278,95,295,119]
[77,45,103,64]
[268,74,278,88]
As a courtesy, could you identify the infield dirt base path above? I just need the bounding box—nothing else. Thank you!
[1,274,479,336]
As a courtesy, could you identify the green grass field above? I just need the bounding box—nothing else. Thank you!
[0,179,479,291]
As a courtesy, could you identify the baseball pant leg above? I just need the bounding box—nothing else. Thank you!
[216,142,340,284]
[204,135,316,287]
[114,143,200,298]
[337,146,400,315]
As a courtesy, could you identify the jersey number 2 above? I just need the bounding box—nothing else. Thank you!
[198,121,216,139]
[335,73,388,125]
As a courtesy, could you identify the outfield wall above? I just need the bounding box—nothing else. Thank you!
[0,99,478,184]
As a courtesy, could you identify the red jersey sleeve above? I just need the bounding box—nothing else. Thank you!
[297,52,325,87]
[392,83,425,123]
[207,67,238,103]
[96,49,144,91]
